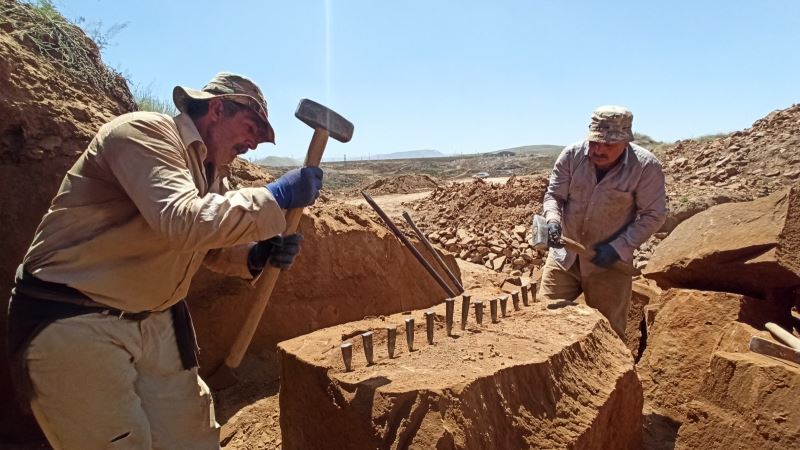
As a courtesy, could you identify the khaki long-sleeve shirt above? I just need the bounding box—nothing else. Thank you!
[542,140,667,276]
[23,112,286,312]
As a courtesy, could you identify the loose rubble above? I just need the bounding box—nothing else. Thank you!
[659,103,800,217]
[409,175,550,278]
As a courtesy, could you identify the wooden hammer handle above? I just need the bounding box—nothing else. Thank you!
[561,237,640,277]
[224,128,329,369]
[766,322,800,351]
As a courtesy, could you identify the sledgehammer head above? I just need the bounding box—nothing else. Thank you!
[531,214,549,252]
[295,98,354,142]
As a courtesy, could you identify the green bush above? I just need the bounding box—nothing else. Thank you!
[693,132,730,142]
[132,84,177,115]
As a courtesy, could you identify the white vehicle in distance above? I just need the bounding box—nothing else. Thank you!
[472,171,490,179]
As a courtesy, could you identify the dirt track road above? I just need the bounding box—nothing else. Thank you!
[344,191,433,217]
[452,176,511,184]
[345,177,514,218]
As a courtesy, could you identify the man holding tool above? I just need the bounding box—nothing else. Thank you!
[537,105,667,339]
[7,73,323,449]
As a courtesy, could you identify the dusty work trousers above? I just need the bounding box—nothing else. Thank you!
[537,253,632,339]
[24,310,220,450]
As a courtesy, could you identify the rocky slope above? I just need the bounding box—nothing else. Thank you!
[662,104,800,198]
[657,103,800,233]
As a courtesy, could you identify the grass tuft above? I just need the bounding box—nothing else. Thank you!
[0,0,125,94]
[132,84,177,115]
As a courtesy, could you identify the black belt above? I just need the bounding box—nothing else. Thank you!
[96,308,152,321]
[7,267,199,414]
[13,266,152,318]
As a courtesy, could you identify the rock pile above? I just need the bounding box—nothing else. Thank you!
[661,103,800,200]
[410,175,550,277]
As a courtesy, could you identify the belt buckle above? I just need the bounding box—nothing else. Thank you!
[117,310,151,321]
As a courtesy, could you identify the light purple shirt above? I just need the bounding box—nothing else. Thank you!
[543,140,667,275]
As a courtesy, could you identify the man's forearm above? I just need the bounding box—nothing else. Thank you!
[609,210,666,263]
[202,243,256,279]
[542,196,563,223]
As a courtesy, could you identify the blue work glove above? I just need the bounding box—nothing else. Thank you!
[547,221,564,249]
[248,234,304,274]
[591,243,620,268]
[266,167,323,210]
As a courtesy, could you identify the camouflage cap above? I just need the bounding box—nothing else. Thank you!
[173,72,275,144]
[587,105,634,144]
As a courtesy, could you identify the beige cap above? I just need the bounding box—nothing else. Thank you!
[587,105,634,144]
[173,72,275,143]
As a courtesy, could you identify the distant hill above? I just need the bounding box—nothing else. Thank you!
[371,149,445,160]
[252,156,302,167]
[487,145,563,156]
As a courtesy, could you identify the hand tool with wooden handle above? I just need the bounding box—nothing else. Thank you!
[402,211,464,294]
[765,322,800,351]
[209,99,353,389]
[531,214,640,276]
[362,191,457,298]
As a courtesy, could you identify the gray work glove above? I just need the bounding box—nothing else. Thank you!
[547,221,564,249]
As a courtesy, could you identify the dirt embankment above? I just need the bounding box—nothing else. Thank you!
[189,199,462,372]
[0,1,135,442]
[4,1,800,448]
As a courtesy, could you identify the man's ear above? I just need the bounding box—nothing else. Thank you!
[207,98,224,122]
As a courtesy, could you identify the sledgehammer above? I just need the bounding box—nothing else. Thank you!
[208,99,353,390]
[531,214,639,277]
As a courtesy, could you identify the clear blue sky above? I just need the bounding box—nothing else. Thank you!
[56,0,800,161]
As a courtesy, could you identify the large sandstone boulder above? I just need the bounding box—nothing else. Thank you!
[677,348,800,449]
[276,301,643,450]
[660,192,748,233]
[190,201,462,371]
[644,188,800,298]
[637,289,791,424]
[0,2,134,441]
